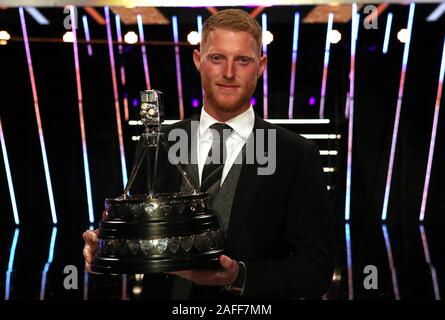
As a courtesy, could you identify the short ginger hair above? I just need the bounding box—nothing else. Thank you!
[201,9,263,55]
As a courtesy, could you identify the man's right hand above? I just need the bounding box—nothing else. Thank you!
[82,228,100,273]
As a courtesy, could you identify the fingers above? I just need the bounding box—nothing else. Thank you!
[83,229,99,265]
[220,255,235,269]
[83,228,104,275]
[83,246,93,264]
[83,229,99,245]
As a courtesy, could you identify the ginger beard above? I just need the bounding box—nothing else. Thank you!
[200,69,257,113]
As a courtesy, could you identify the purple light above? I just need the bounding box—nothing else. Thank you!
[262,13,269,119]
[250,97,256,106]
[345,4,360,221]
[172,16,185,120]
[309,96,316,106]
[19,7,57,224]
[105,6,128,188]
[71,6,94,224]
[288,12,300,119]
[382,3,416,221]
[133,98,138,107]
[419,34,445,221]
[192,98,199,108]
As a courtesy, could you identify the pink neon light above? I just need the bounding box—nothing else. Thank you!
[419,225,441,299]
[382,4,416,221]
[172,16,185,120]
[19,7,57,224]
[262,14,269,119]
[123,95,129,121]
[115,15,129,121]
[71,6,94,223]
[419,35,445,221]
[382,224,400,299]
[105,6,128,187]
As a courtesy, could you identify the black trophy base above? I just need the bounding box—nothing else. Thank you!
[90,249,224,274]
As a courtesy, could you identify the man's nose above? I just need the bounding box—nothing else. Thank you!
[223,60,235,79]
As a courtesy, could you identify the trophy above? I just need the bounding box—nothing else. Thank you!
[91,90,225,274]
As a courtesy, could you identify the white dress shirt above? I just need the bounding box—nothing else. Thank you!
[197,106,255,186]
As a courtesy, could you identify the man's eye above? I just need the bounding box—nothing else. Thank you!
[238,57,251,65]
[211,55,223,63]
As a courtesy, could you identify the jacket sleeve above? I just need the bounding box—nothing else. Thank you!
[242,140,334,299]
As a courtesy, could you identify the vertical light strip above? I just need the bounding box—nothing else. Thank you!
[288,12,300,119]
[0,117,19,224]
[345,223,353,300]
[137,14,151,90]
[197,15,203,36]
[116,14,123,54]
[115,14,129,121]
[419,225,441,300]
[345,12,360,120]
[197,15,204,102]
[105,6,128,188]
[262,13,269,119]
[172,16,185,120]
[82,15,93,56]
[382,3,416,221]
[71,7,94,224]
[4,228,19,300]
[19,7,58,224]
[382,224,401,299]
[419,35,445,222]
[382,13,393,54]
[40,226,58,300]
[345,4,359,221]
[319,13,334,119]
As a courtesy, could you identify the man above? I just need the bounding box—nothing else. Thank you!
[83,9,333,299]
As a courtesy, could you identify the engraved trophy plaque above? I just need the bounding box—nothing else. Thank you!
[91,90,224,274]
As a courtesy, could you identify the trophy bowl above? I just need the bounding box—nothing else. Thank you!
[91,192,225,274]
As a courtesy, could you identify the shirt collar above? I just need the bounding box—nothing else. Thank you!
[199,106,255,141]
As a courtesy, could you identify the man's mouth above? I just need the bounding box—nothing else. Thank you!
[216,84,240,89]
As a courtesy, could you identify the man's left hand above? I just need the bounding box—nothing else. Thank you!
[168,255,239,286]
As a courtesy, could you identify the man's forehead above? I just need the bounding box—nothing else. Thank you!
[206,28,255,42]
[203,28,260,55]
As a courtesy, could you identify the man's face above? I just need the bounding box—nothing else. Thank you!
[193,28,267,116]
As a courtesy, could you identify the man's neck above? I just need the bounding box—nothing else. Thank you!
[203,104,250,123]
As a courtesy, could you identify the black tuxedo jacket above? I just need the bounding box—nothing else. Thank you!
[141,113,334,299]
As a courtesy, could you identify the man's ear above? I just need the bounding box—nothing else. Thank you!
[193,49,201,72]
[257,55,267,78]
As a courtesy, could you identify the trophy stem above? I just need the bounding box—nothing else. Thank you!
[160,135,197,192]
[123,140,148,198]
[150,133,161,196]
